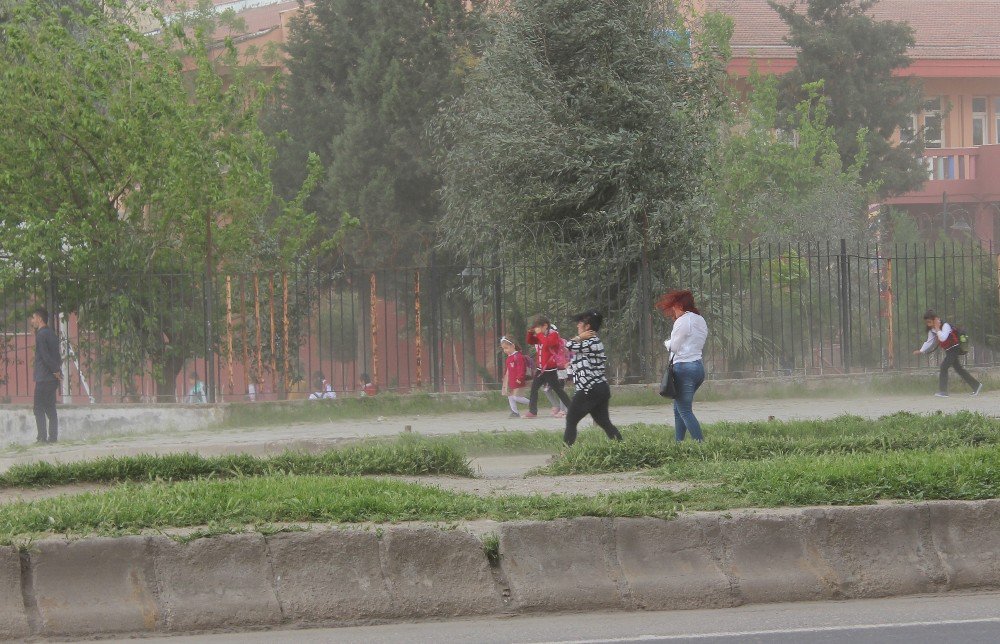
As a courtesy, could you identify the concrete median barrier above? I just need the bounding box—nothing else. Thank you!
[379,527,502,618]
[925,499,1000,589]
[27,536,157,636]
[266,528,391,622]
[718,512,839,604]
[151,533,282,632]
[613,516,733,610]
[0,547,28,640]
[805,504,946,598]
[4,499,1000,637]
[498,517,624,612]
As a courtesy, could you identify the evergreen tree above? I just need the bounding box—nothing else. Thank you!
[270,0,482,268]
[433,0,729,381]
[434,0,730,265]
[770,0,924,196]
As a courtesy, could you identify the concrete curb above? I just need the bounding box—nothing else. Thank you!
[3,499,1000,638]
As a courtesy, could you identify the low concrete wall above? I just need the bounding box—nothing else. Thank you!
[0,405,224,447]
[3,499,1000,638]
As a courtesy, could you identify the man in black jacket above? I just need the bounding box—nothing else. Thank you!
[30,307,61,443]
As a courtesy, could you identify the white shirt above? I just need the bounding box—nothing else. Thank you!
[919,323,953,354]
[309,382,336,400]
[664,311,708,363]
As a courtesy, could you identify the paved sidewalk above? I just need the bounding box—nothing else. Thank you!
[1,391,995,472]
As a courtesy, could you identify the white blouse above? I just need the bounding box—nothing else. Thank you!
[664,311,708,363]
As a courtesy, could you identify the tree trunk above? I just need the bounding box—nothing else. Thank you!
[155,352,187,403]
[456,294,480,391]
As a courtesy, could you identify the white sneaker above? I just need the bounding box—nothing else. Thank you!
[972,384,983,396]
[934,392,950,398]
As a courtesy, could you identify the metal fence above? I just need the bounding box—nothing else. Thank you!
[2,241,999,404]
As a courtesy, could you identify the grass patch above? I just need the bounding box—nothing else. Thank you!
[693,445,1000,509]
[482,531,501,567]
[0,476,681,543]
[0,442,472,489]
[221,388,675,429]
[222,393,510,428]
[4,438,1000,542]
[542,412,1000,475]
[398,429,564,456]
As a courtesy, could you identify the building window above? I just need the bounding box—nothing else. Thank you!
[901,113,918,144]
[973,97,987,146]
[923,97,943,149]
[996,98,1000,144]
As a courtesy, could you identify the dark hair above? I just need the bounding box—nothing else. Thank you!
[923,309,938,321]
[190,372,199,379]
[531,315,551,328]
[655,290,700,316]
[572,310,603,332]
[360,372,371,382]
[32,307,49,325]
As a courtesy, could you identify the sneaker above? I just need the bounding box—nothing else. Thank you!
[972,384,983,396]
[508,411,520,418]
[553,410,566,418]
[522,412,537,419]
[934,392,950,398]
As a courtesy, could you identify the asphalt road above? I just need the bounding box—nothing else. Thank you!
[108,591,1000,643]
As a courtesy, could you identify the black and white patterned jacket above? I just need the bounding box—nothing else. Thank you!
[565,336,607,394]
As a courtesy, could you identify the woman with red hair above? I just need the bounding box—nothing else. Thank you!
[656,290,708,442]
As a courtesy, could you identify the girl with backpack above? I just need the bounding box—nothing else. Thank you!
[501,337,531,417]
[913,309,982,397]
[524,316,573,418]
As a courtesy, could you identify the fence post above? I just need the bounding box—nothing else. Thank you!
[494,267,504,386]
[428,252,441,392]
[639,257,653,383]
[203,271,215,403]
[838,238,851,373]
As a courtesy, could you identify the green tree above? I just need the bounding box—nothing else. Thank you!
[435,0,729,264]
[269,0,483,268]
[433,0,729,381]
[769,0,924,197]
[712,75,872,243]
[0,0,337,400]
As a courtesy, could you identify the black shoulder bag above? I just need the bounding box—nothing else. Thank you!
[659,358,677,398]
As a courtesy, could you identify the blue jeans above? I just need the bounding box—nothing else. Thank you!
[673,360,705,441]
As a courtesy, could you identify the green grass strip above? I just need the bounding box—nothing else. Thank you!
[4,442,1000,542]
[543,412,1000,475]
[696,444,1000,508]
[0,442,473,489]
[0,476,682,542]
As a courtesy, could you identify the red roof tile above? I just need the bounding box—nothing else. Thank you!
[707,0,1000,61]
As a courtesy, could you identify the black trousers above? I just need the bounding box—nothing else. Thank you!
[940,347,979,393]
[528,369,571,414]
[564,381,622,446]
[34,379,59,442]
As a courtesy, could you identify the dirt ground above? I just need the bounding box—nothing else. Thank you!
[0,391,993,505]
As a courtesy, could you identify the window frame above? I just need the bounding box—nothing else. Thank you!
[972,97,987,146]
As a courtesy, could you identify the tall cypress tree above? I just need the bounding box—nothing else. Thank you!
[270,0,482,268]
[770,0,924,196]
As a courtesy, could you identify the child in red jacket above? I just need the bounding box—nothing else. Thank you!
[524,316,572,418]
[500,337,530,417]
